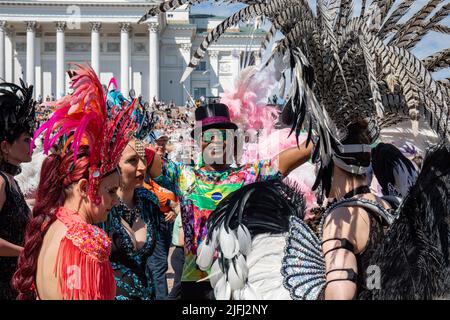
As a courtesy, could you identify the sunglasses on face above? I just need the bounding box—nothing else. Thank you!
[202,129,228,143]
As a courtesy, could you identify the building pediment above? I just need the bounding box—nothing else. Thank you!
[0,0,159,7]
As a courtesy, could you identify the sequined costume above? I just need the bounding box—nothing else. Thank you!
[100,187,160,300]
[0,79,35,300]
[0,172,30,299]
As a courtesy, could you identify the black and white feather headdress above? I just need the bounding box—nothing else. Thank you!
[139,0,449,197]
[0,79,36,143]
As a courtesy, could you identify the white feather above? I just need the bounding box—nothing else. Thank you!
[244,233,292,300]
[211,227,220,247]
[180,67,194,83]
[227,259,246,291]
[196,240,215,271]
[242,283,261,300]
[15,148,46,199]
[235,254,249,281]
[237,225,252,256]
[214,275,231,300]
[209,260,223,288]
[232,287,242,300]
[219,224,239,259]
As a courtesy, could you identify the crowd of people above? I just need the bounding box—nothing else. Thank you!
[0,63,448,301]
[0,0,449,301]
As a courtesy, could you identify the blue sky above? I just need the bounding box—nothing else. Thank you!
[191,0,450,80]
[191,1,245,16]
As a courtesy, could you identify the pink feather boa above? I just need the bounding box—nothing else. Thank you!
[221,66,279,134]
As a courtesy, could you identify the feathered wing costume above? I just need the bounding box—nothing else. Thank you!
[360,142,450,299]
[33,64,137,299]
[370,142,418,198]
[195,179,306,300]
[140,1,450,299]
[196,142,449,300]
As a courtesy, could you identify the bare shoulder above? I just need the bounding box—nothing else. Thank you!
[357,193,392,210]
[43,220,68,248]
[39,220,68,267]
[37,219,67,300]
[324,205,369,229]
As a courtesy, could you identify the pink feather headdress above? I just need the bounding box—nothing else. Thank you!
[33,64,137,204]
[220,65,280,134]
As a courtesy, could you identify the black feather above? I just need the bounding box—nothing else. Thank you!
[207,179,305,239]
[361,141,450,299]
[0,80,36,143]
[371,142,418,196]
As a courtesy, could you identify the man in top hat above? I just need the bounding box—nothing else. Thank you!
[149,103,312,299]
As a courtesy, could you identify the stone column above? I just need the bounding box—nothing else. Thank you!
[208,50,219,97]
[119,22,131,95]
[35,33,42,100]
[148,22,159,101]
[56,21,66,98]
[180,43,192,105]
[90,22,101,75]
[0,21,6,81]
[25,21,37,88]
[5,28,14,82]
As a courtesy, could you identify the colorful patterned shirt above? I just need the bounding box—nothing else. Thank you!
[154,159,282,281]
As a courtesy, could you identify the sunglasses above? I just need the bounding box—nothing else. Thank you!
[202,129,229,143]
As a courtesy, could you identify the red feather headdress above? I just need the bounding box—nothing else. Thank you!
[33,64,137,204]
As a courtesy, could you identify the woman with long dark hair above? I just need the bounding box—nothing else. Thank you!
[0,80,35,300]
[101,139,160,300]
[12,64,136,299]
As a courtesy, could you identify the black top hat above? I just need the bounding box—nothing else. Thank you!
[191,103,238,138]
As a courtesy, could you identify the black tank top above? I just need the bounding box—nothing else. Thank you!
[0,171,31,300]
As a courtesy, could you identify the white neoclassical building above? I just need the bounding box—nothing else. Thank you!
[0,0,264,105]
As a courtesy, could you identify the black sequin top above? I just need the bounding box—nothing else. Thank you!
[0,171,31,300]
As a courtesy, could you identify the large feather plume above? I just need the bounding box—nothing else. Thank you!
[141,0,449,139]
[0,79,36,142]
[220,65,279,132]
[33,64,137,202]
